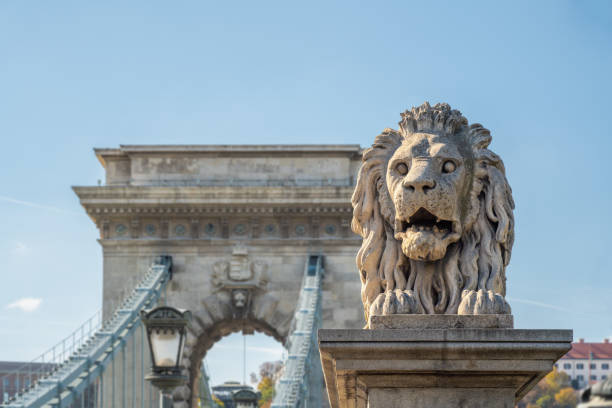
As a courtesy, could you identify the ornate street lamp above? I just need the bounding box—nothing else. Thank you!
[141,306,192,407]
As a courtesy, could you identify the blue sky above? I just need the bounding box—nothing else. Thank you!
[1,0,611,384]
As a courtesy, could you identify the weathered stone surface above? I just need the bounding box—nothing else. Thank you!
[368,388,515,408]
[368,313,513,329]
[319,328,572,408]
[351,103,514,322]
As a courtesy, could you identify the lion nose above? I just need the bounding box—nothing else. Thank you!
[403,177,436,193]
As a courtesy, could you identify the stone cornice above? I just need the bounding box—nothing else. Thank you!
[84,206,352,215]
[94,145,363,167]
[96,144,362,154]
[73,185,354,206]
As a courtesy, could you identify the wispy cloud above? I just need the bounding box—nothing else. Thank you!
[13,241,29,255]
[507,297,569,312]
[6,298,42,312]
[0,195,78,215]
[247,346,284,355]
[0,315,75,327]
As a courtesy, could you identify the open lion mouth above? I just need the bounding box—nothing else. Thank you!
[400,208,454,236]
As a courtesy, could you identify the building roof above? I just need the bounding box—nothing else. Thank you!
[233,389,259,402]
[562,339,612,359]
[0,361,57,372]
[94,144,363,166]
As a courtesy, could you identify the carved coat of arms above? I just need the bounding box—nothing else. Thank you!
[210,245,268,314]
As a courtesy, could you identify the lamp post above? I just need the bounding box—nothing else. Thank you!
[141,306,192,408]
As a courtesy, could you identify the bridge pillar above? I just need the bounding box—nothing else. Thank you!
[74,144,366,407]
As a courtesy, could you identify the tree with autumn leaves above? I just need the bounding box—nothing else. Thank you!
[250,361,283,408]
[518,367,578,408]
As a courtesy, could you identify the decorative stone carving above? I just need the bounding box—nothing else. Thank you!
[189,218,199,239]
[160,218,169,239]
[101,219,110,239]
[210,245,269,318]
[231,289,249,308]
[203,222,215,237]
[352,102,514,323]
[144,223,156,236]
[310,216,320,238]
[280,218,289,238]
[115,224,127,236]
[221,218,229,238]
[130,218,141,238]
[251,217,261,238]
[87,203,355,242]
[340,218,350,237]
[228,245,252,281]
[174,224,186,236]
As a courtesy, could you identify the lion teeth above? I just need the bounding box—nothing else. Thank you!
[433,225,439,234]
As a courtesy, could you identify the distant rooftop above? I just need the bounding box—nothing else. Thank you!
[0,361,57,370]
[561,339,612,360]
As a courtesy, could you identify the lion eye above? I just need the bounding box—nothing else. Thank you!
[442,160,456,173]
[396,163,409,175]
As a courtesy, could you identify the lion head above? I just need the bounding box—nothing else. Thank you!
[352,102,514,323]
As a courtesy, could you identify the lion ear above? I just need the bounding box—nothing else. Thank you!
[469,124,492,150]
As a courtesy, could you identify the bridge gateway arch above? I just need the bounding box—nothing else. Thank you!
[73,145,365,407]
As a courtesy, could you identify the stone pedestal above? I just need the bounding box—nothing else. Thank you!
[319,316,572,408]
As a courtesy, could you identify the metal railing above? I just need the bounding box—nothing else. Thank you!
[0,256,172,408]
[0,311,102,401]
[271,255,324,408]
[198,361,216,408]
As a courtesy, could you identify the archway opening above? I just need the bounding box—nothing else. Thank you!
[203,331,285,407]
[185,319,287,408]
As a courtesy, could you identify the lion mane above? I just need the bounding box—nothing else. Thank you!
[351,102,514,322]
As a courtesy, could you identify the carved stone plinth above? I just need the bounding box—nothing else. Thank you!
[319,319,572,408]
[369,314,513,329]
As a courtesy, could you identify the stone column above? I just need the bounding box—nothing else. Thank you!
[319,315,572,408]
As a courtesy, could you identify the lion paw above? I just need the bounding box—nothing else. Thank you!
[458,289,511,315]
[369,289,424,316]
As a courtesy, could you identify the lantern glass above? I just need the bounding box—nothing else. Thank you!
[150,327,181,367]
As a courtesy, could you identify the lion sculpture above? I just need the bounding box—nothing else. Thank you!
[352,102,514,324]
